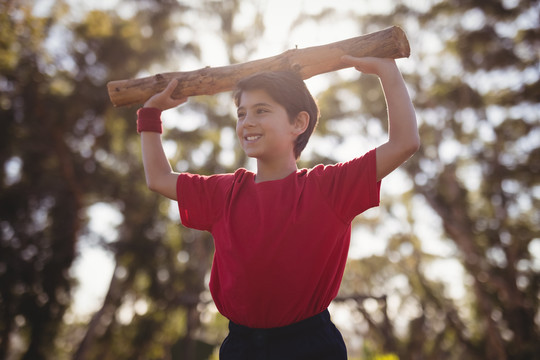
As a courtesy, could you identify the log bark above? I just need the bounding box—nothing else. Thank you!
[107,26,410,107]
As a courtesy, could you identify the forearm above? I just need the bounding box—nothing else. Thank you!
[138,108,179,200]
[371,60,419,180]
[340,56,419,180]
[141,132,174,182]
[136,80,186,200]
[379,64,419,151]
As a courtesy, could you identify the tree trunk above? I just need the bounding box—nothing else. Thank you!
[73,263,123,360]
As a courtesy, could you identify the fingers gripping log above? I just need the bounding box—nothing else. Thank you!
[107,26,410,107]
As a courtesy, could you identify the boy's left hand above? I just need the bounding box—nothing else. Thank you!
[341,55,397,77]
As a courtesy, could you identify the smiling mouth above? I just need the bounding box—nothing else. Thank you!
[245,135,262,141]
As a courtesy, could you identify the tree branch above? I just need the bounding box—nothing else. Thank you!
[107,26,410,107]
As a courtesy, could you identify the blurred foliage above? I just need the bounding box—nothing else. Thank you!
[316,0,540,359]
[0,0,538,359]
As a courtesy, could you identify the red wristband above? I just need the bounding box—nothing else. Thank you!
[137,107,162,134]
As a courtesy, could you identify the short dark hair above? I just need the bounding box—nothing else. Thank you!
[234,71,319,159]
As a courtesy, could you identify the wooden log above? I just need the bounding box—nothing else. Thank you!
[107,26,410,107]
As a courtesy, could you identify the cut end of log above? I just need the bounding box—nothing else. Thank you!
[392,26,411,58]
[106,82,123,107]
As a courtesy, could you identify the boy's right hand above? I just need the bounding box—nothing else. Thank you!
[143,79,188,111]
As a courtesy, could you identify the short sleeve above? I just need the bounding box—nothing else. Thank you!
[176,172,235,231]
[312,148,381,223]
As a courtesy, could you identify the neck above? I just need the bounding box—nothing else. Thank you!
[255,157,298,183]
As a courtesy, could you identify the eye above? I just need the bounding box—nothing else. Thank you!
[256,108,269,114]
[237,111,246,120]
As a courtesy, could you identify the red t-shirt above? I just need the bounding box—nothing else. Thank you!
[177,149,380,328]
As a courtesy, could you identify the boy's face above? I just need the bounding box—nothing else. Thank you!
[236,89,297,162]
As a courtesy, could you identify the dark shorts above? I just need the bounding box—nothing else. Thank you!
[219,309,347,360]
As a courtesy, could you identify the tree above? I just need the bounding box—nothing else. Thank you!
[309,0,539,358]
[1,1,84,358]
[408,2,540,358]
[0,0,205,358]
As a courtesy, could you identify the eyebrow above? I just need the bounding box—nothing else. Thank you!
[237,102,273,111]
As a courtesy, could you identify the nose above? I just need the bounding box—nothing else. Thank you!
[241,112,256,127]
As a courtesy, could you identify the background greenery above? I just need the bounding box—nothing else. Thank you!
[0,0,538,359]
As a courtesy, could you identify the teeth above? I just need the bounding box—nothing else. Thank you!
[246,135,260,141]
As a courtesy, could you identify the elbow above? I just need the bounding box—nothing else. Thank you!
[145,177,161,194]
[409,135,421,155]
[401,135,420,159]
[147,182,160,193]
[144,172,177,200]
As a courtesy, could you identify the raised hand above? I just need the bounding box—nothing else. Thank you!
[340,55,397,77]
[143,79,188,111]
[341,55,419,181]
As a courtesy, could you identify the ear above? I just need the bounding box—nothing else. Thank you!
[292,111,310,136]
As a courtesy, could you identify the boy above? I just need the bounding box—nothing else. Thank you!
[137,55,419,359]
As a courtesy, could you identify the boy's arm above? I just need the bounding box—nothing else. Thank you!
[140,80,187,200]
[341,56,420,181]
